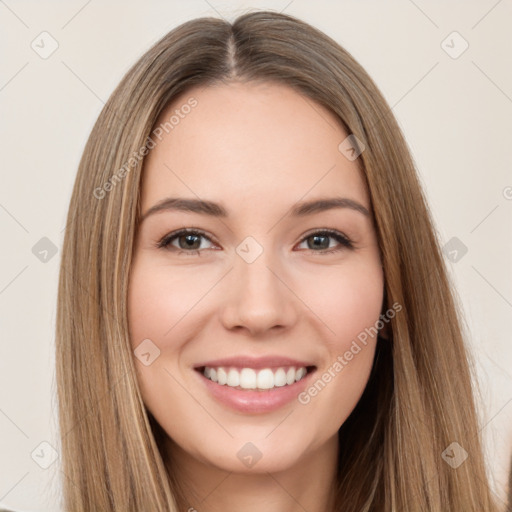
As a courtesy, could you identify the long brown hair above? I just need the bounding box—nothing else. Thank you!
[56,10,501,511]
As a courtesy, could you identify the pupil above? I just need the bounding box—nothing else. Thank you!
[182,234,199,249]
[310,235,328,249]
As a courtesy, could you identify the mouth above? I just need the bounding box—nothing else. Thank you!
[193,362,318,414]
[194,365,317,391]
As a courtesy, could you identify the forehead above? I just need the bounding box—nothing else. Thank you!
[141,81,370,215]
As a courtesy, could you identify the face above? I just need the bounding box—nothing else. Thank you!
[128,81,384,475]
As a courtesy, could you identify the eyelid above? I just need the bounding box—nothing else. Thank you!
[297,228,354,251]
[155,228,218,251]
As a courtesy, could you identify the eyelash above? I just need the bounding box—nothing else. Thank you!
[155,228,354,256]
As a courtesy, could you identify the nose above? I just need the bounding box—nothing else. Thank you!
[219,251,299,337]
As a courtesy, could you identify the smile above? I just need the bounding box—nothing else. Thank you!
[201,365,312,391]
[193,359,317,413]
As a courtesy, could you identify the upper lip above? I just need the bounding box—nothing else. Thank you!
[194,356,316,370]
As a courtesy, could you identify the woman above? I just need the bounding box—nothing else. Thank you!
[55,10,503,511]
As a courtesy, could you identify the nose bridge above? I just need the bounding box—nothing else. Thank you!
[220,240,297,334]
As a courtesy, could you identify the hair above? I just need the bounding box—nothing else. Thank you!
[55,9,502,512]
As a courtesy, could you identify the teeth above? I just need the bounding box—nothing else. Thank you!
[227,368,240,387]
[217,368,227,385]
[295,367,306,381]
[240,368,256,389]
[274,368,287,387]
[257,369,274,389]
[202,366,309,390]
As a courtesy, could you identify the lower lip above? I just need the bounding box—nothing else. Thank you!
[195,368,316,414]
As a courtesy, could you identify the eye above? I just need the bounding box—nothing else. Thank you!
[296,229,354,254]
[156,228,216,256]
[156,228,354,256]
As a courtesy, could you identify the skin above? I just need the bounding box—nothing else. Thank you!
[128,81,385,512]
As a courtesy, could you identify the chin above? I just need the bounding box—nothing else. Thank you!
[204,444,307,475]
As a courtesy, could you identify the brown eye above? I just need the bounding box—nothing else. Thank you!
[297,230,354,253]
[156,229,215,255]
[156,228,354,256]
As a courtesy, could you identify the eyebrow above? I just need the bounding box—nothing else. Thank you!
[140,196,370,223]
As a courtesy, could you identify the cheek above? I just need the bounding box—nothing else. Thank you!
[293,258,383,420]
[127,261,195,419]
[127,260,222,410]
[301,258,384,347]
[127,261,209,349]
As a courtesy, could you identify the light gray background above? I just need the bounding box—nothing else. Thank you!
[1,1,511,510]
